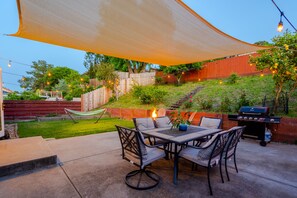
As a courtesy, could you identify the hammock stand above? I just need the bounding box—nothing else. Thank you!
[64,108,106,124]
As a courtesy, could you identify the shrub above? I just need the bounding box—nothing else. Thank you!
[219,96,232,112]
[64,95,73,101]
[139,87,167,105]
[5,91,41,100]
[155,76,163,85]
[108,96,116,103]
[235,92,252,111]
[183,96,193,109]
[199,98,213,111]
[226,73,239,84]
[132,84,143,98]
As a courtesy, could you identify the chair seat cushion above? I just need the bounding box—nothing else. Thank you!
[125,147,165,169]
[179,147,219,167]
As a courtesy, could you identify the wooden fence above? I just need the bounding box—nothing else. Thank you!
[4,100,81,120]
[156,54,268,83]
[81,72,156,111]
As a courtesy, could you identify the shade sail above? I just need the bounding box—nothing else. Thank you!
[12,0,267,66]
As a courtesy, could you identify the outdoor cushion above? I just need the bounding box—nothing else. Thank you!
[125,147,165,169]
[155,116,172,128]
[199,117,222,129]
[179,147,220,167]
[134,118,155,131]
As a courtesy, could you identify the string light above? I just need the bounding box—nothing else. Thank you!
[2,71,24,77]
[8,60,12,68]
[0,56,32,67]
[271,0,297,32]
[277,12,284,32]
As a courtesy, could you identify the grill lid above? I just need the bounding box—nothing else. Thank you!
[239,106,269,116]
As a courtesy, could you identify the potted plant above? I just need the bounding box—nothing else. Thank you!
[170,111,191,131]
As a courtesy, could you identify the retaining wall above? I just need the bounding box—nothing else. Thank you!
[106,108,297,144]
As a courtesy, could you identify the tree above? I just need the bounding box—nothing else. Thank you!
[249,31,297,114]
[53,79,69,96]
[96,62,119,90]
[84,52,152,77]
[254,40,272,46]
[161,62,203,86]
[46,67,79,90]
[19,60,54,91]
[84,53,109,78]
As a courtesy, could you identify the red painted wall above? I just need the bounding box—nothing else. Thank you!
[106,108,297,144]
[4,100,81,120]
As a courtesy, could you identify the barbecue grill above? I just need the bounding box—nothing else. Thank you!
[228,106,281,146]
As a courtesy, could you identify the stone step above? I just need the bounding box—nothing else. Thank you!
[169,86,203,110]
[0,137,57,177]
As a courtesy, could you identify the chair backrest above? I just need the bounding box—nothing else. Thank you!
[116,125,147,167]
[133,117,156,131]
[157,108,166,117]
[224,126,245,156]
[155,116,173,128]
[199,116,222,129]
[198,130,229,162]
[188,111,197,123]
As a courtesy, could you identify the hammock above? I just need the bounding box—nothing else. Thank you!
[64,108,106,123]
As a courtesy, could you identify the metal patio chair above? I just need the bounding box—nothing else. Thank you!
[194,116,223,146]
[178,130,229,195]
[220,126,246,182]
[116,125,166,190]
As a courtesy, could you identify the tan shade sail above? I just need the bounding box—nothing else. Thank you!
[12,0,267,66]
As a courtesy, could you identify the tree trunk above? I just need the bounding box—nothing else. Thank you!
[273,83,283,114]
[126,60,134,74]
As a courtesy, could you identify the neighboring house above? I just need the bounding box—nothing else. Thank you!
[3,87,13,97]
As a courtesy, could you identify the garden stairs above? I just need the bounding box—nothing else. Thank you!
[168,86,203,110]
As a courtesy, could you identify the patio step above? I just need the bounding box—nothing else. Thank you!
[168,86,203,110]
[0,137,57,177]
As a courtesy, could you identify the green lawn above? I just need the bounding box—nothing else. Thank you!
[17,118,134,139]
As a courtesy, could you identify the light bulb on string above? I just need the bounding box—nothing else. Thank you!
[8,60,12,68]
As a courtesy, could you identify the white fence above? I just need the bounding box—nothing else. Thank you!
[81,72,155,111]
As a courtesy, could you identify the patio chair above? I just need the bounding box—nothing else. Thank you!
[133,117,170,156]
[154,116,173,129]
[157,108,166,117]
[188,111,197,123]
[133,117,157,145]
[178,130,229,195]
[194,116,223,146]
[221,126,245,182]
[116,125,166,190]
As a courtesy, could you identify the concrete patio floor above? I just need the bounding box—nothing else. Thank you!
[0,132,296,198]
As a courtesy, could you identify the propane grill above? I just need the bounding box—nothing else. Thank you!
[228,106,281,146]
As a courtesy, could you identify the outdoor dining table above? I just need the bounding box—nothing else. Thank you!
[142,125,222,185]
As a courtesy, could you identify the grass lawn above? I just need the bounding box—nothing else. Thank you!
[17,118,134,139]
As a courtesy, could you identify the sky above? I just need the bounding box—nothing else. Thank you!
[0,0,296,92]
